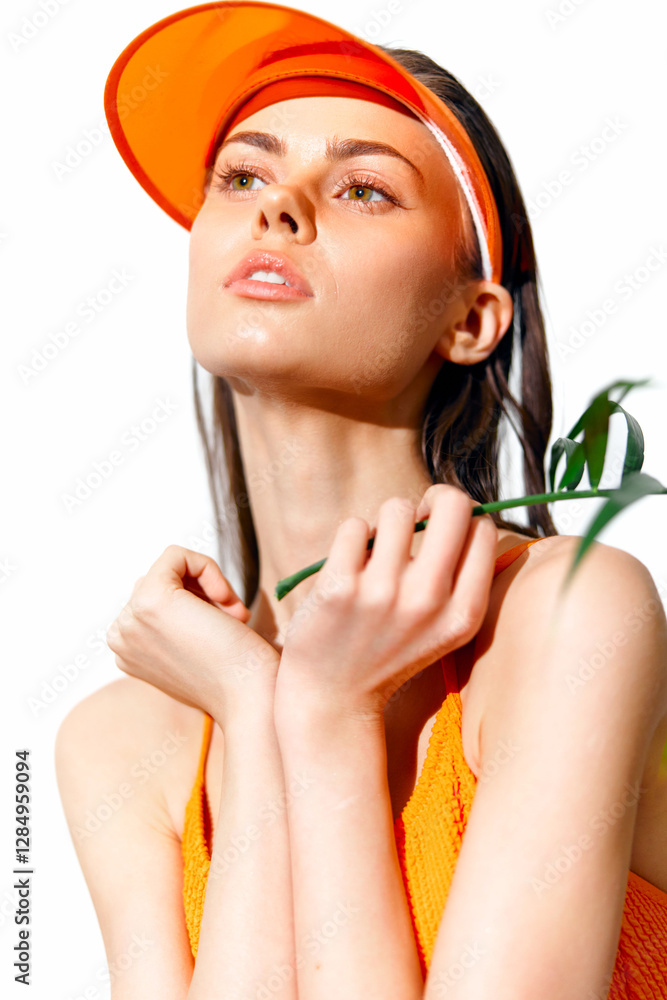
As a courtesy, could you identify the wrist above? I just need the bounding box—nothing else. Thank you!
[275,652,384,717]
[273,680,385,752]
[214,706,281,770]
[208,676,277,736]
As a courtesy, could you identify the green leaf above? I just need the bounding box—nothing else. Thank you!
[605,377,652,406]
[556,378,651,493]
[608,401,644,478]
[557,440,586,491]
[582,391,611,489]
[562,471,667,589]
[549,437,580,493]
[563,379,650,441]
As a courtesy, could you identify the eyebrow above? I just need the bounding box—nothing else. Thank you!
[215,130,424,184]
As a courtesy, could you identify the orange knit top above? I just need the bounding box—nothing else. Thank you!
[182,538,667,996]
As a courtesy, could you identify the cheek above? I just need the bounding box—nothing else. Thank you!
[319,237,443,396]
[400,210,466,334]
[335,225,454,336]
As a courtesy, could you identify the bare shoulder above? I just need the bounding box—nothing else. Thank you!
[55,680,209,993]
[495,533,667,696]
[502,533,666,633]
[55,676,207,838]
[463,534,667,778]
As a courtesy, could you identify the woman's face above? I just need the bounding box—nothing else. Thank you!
[187,95,474,401]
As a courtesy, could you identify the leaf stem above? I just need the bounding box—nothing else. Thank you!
[274,487,618,600]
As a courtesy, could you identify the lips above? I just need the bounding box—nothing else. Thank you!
[223,250,314,297]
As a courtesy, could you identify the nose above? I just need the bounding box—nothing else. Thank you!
[250,184,317,244]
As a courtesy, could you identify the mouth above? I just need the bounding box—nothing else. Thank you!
[222,250,314,300]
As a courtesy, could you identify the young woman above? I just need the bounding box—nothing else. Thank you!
[55,4,667,998]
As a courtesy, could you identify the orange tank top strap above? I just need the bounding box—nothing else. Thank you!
[492,536,546,576]
[197,712,215,848]
[196,711,214,778]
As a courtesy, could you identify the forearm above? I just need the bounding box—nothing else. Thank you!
[274,693,424,1000]
[188,690,297,1000]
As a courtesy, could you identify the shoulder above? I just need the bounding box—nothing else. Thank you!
[54,679,203,989]
[427,539,667,991]
[492,531,664,626]
[55,677,207,836]
[485,532,667,728]
[503,533,665,641]
[55,674,203,757]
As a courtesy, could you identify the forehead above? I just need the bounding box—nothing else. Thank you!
[219,95,456,182]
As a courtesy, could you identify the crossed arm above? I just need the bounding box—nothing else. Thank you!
[190,539,667,1000]
[56,539,667,1000]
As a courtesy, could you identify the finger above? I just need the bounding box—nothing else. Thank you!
[322,517,371,581]
[364,497,417,582]
[409,485,476,594]
[448,513,498,634]
[153,545,248,614]
[414,482,446,522]
[182,573,251,621]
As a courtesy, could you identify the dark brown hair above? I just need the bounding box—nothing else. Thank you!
[192,45,558,609]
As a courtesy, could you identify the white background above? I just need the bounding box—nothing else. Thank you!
[2,0,666,996]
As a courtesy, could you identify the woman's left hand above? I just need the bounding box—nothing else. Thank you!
[275,483,499,722]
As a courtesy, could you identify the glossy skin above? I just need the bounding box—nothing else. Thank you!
[55,96,667,999]
[185,95,514,651]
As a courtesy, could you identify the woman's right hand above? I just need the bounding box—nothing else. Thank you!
[106,544,279,727]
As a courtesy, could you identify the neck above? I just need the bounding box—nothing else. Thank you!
[225,380,527,736]
[230,382,439,647]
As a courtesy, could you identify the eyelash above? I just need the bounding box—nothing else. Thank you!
[210,160,399,211]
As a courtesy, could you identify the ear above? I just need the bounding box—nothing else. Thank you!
[434,281,514,365]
